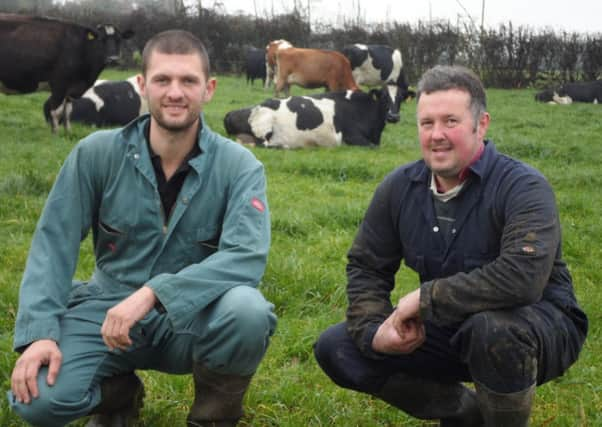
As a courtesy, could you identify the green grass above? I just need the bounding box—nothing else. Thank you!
[0,69,600,426]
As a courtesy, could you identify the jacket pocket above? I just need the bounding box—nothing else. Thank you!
[96,220,129,261]
[188,225,221,263]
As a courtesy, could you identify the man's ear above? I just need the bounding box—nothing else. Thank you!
[136,74,146,97]
[203,78,217,102]
[476,112,491,139]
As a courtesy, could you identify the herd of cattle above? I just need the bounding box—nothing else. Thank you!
[0,12,600,147]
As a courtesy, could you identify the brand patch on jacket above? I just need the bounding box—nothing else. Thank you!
[251,197,265,212]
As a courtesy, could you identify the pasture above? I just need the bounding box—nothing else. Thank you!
[0,69,600,426]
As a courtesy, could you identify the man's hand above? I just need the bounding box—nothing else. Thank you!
[101,286,157,351]
[11,339,62,404]
[372,288,425,354]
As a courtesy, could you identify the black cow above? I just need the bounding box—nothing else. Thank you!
[0,13,133,132]
[223,88,391,148]
[535,80,602,104]
[245,47,266,86]
[341,44,415,123]
[46,76,147,127]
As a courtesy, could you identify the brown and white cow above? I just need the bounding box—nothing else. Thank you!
[264,39,292,89]
[274,48,359,97]
[0,13,133,132]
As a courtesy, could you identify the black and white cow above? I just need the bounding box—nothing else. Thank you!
[341,44,415,123]
[223,88,392,148]
[245,47,267,86]
[535,80,602,104]
[46,76,147,127]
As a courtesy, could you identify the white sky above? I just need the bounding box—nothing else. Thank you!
[211,0,601,34]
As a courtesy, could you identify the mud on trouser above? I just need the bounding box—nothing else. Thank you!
[451,301,585,393]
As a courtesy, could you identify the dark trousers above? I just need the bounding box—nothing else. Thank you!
[314,300,586,395]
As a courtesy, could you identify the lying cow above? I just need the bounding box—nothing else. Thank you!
[0,13,133,132]
[46,76,147,127]
[535,80,602,104]
[223,88,392,148]
[342,43,415,122]
[264,39,292,89]
[274,47,359,97]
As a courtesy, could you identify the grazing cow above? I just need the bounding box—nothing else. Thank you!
[342,44,415,123]
[0,13,133,132]
[46,76,147,127]
[264,39,292,89]
[223,88,392,149]
[245,47,267,86]
[274,48,359,97]
[535,80,602,104]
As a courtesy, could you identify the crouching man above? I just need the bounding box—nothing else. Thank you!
[7,30,276,427]
[314,65,587,426]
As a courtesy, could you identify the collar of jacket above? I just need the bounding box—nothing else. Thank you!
[404,140,498,184]
[119,113,214,178]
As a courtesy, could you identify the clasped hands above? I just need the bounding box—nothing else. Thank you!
[372,288,425,355]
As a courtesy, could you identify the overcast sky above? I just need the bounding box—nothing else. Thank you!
[213,0,600,34]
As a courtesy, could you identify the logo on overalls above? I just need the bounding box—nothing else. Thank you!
[251,197,265,212]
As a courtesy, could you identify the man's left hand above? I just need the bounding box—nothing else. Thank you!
[101,286,157,351]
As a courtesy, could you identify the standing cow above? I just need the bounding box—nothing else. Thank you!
[245,47,267,86]
[264,39,292,89]
[342,44,415,123]
[274,48,359,97]
[0,14,133,132]
[223,88,392,149]
[46,76,147,127]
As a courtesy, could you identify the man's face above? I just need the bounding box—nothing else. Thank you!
[417,89,489,189]
[137,51,216,133]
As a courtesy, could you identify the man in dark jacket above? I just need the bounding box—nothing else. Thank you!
[314,65,587,426]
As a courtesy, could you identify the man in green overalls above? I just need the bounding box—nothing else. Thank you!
[8,29,277,427]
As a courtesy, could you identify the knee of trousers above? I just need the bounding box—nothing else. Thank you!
[454,311,538,390]
[199,286,277,373]
[8,374,96,427]
[314,323,384,394]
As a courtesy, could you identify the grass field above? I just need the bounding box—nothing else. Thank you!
[0,69,600,426]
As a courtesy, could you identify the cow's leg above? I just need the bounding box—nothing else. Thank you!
[43,95,65,133]
[63,99,73,132]
[264,64,271,89]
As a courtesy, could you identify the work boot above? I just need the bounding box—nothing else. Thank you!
[186,364,253,427]
[375,373,483,427]
[85,372,145,427]
[475,382,535,427]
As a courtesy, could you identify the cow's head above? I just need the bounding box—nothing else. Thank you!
[383,83,416,123]
[88,25,134,65]
[535,88,555,103]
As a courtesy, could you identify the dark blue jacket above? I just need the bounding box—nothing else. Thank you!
[346,141,588,357]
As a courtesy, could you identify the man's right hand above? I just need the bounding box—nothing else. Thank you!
[372,311,425,355]
[11,339,62,404]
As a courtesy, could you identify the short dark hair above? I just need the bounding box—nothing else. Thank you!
[141,30,210,78]
[417,65,487,125]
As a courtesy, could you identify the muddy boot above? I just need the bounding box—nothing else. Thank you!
[186,364,253,427]
[375,373,483,427]
[475,382,535,427]
[85,372,145,427]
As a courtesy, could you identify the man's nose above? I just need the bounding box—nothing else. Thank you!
[431,121,446,140]
[166,82,184,98]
